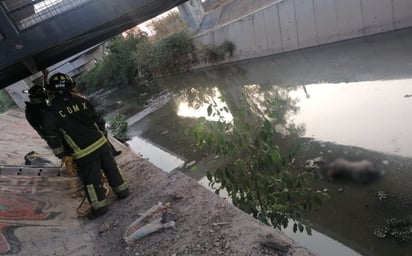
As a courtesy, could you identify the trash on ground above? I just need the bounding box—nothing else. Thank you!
[260,240,290,253]
[123,202,175,244]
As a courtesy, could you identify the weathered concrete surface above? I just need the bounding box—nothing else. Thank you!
[0,109,95,255]
[0,108,58,166]
[0,108,315,255]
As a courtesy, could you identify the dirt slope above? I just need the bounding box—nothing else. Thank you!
[0,108,314,256]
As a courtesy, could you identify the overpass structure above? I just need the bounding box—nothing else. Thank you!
[2,0,412,95]
[0,0,188,90]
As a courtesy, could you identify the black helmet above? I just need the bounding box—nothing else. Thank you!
[47,73,75,92]
[28,85,47,99]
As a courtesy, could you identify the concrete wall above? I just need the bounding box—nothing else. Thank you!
[4,81,30,109]
[202,0,220,12]
[178,0,206,32]
[194,0,412,61]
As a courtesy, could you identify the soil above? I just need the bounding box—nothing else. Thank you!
[0,108,314,255]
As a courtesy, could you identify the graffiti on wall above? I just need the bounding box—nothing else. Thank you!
[0,176,60,254]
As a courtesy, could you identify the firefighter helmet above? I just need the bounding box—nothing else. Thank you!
[47,73,75,92]
[28,85,47,99]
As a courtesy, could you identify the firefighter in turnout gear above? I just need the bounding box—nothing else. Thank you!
[43,73,129,219]
[24,84,48,138]
[25,71,83,198]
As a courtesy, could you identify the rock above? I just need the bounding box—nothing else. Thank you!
[98,223,111,233]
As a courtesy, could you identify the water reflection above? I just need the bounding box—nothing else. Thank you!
[175,81,331,234]
[289,79,412,157]
[177,87,233,122]
[127,136,185,172]
[116,29,412,256]
[199,172,362,256]
[123,76,412,256]
[283,224,362,256]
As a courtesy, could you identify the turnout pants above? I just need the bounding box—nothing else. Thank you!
[75,143,128,212]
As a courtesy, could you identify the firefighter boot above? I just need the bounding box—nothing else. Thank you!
[116,188,129,200]
[88,205,108,220]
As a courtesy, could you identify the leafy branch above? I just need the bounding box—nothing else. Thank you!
[190,93,328,234]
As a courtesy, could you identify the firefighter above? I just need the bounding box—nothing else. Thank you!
[24,69,51,138]
[42,73,129,219]
[24,84,48,138]
[46,70,122,157]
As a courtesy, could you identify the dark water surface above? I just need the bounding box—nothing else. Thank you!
[104,29,412,256]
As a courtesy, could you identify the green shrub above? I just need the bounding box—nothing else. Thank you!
[78,27,235,94]
[135,30,196,77]
[197,40,236,63]
[221,40,235,57]
[78,32,147,92]
[189,88,328,234]
[107,114,129,142]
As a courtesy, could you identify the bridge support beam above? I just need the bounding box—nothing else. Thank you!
[178,0,205,33]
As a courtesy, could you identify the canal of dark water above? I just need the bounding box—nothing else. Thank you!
[98,29,412,256]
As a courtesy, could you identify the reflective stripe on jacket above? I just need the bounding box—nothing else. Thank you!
[42,93,107,159]
[61,129,107,159]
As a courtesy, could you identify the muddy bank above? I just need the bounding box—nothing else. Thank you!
[0,108,314,255]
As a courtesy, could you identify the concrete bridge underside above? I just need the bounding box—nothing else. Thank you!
[0,0,188,89]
